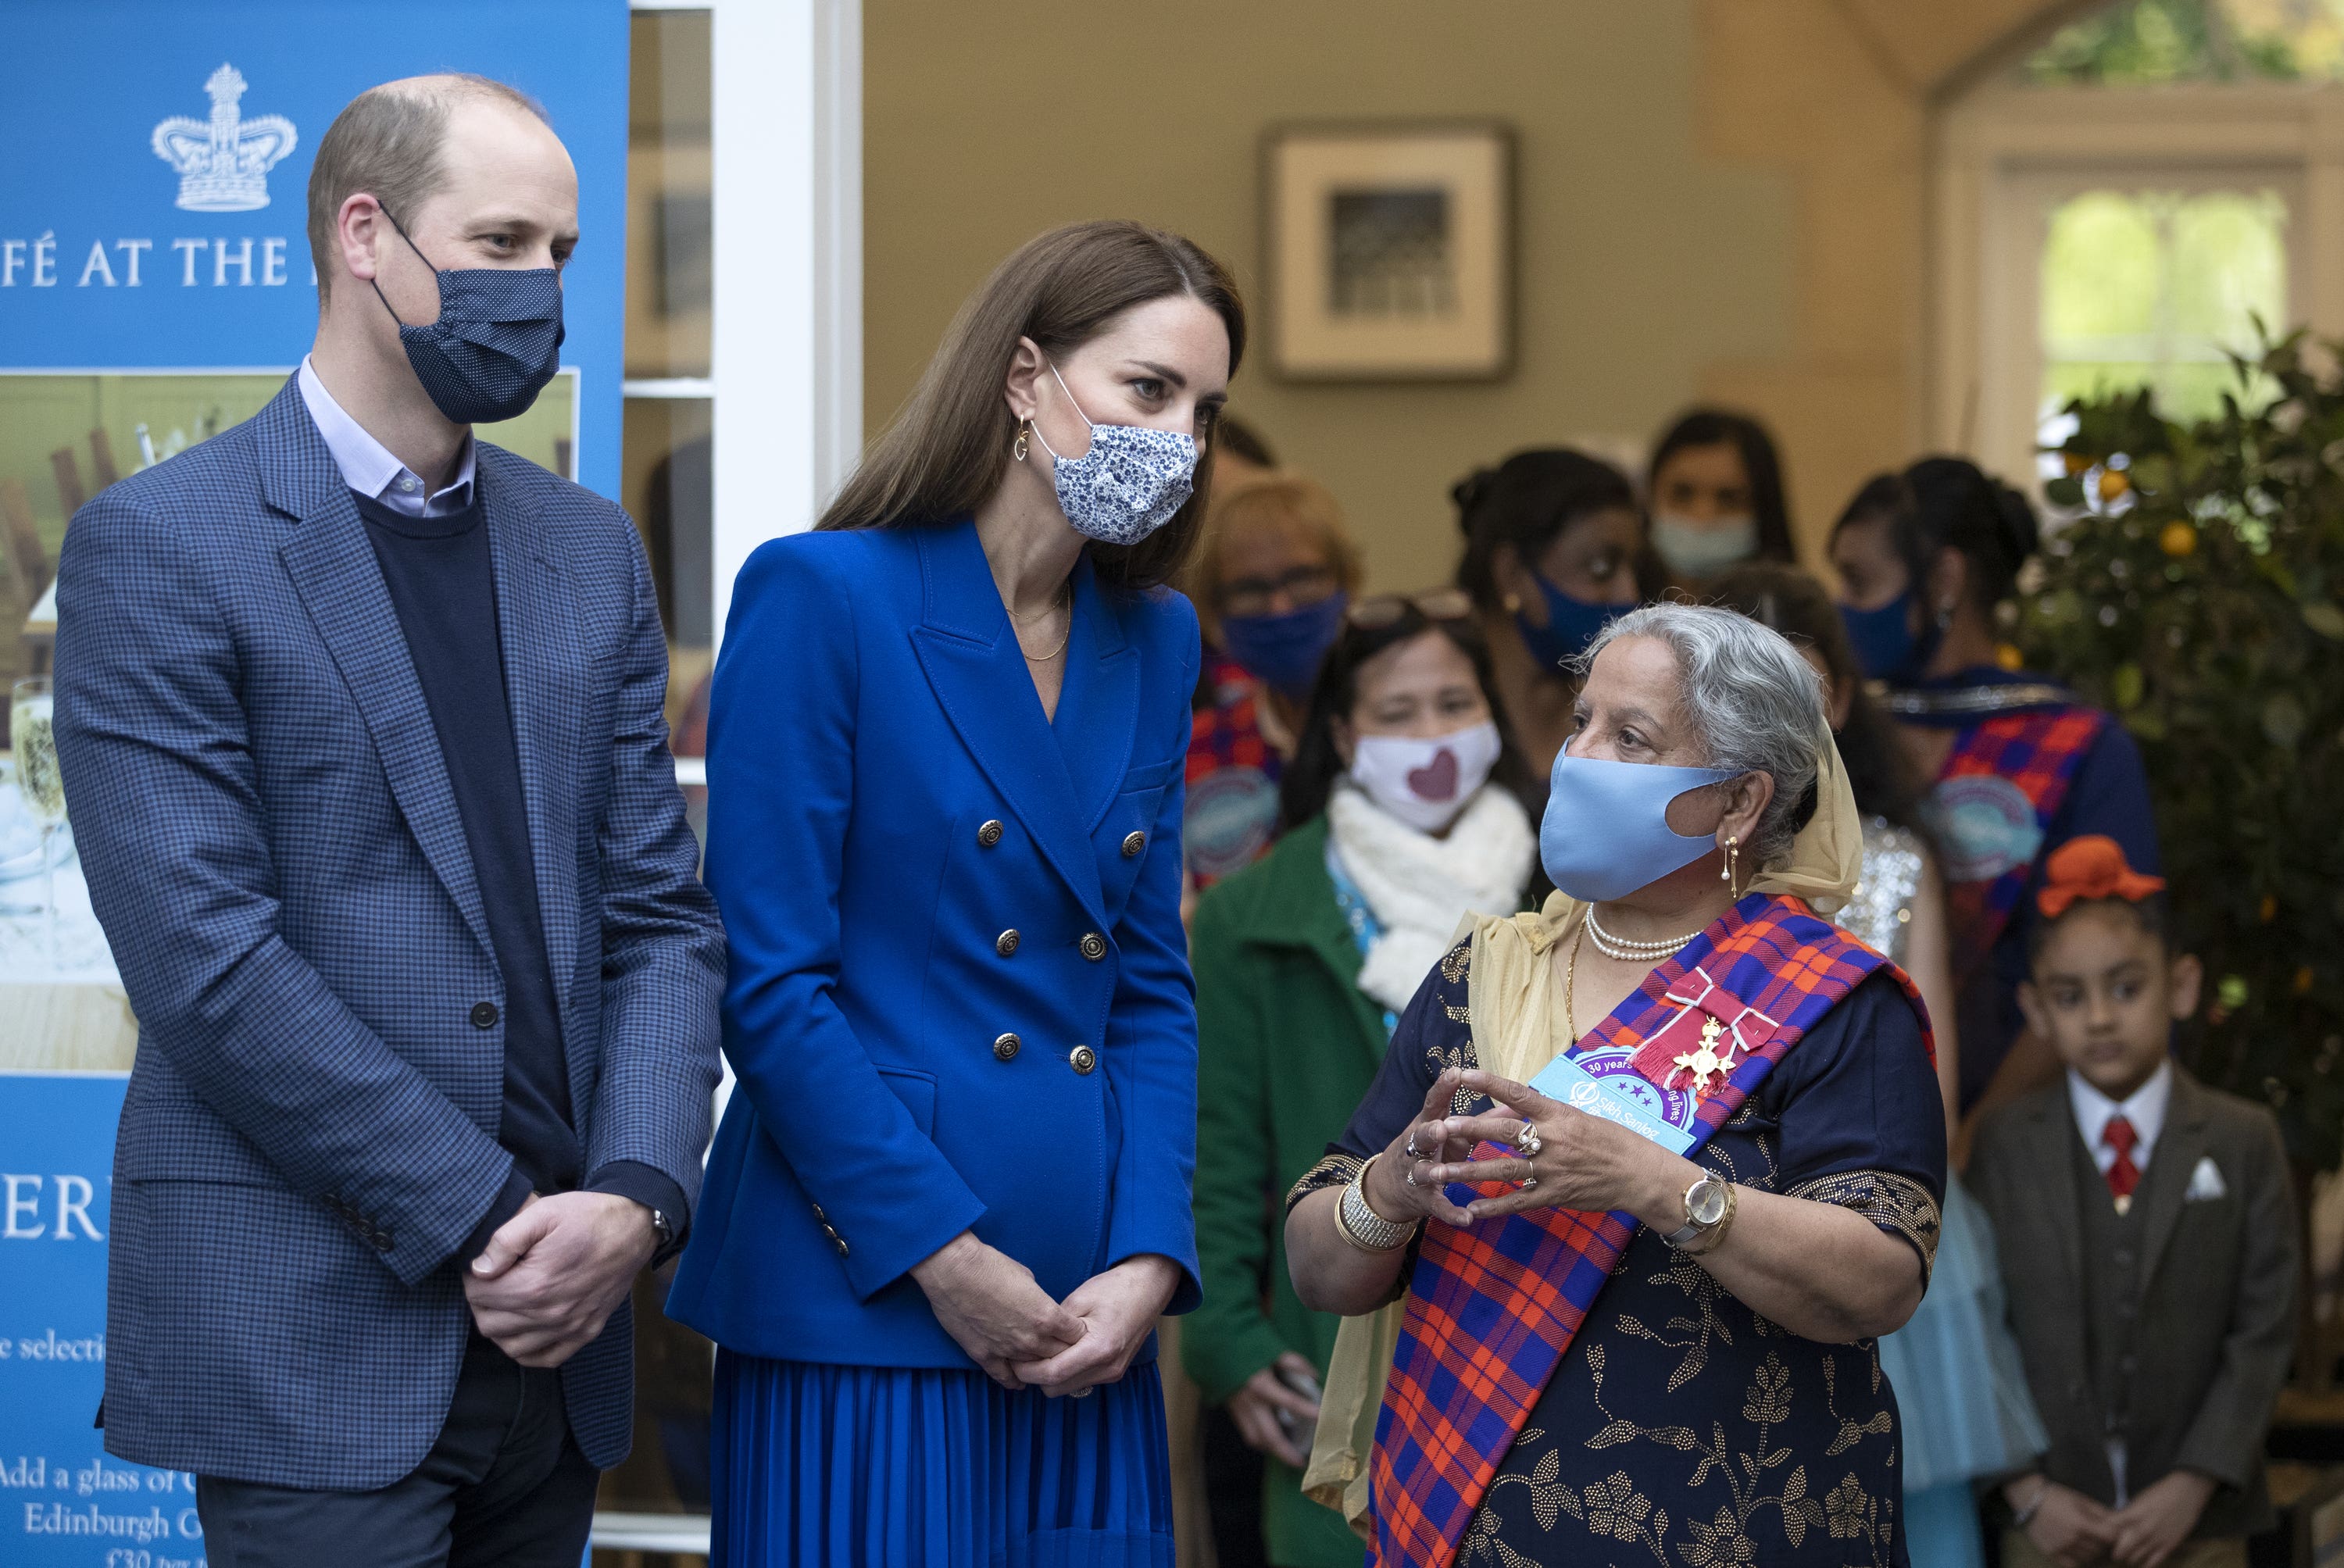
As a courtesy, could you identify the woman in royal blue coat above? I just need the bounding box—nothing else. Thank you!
[667,221,1244,1566]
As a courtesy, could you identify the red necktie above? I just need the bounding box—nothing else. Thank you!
[2103,1115,2141,1205]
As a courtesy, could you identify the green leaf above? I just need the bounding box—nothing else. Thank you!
[2303,602,2344,640]
[2045,476,2086,508]
[2112,663,2144,709]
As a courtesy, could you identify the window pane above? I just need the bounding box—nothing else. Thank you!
[2038,188,2287,425]
[627,9,713,380]
[623,396,714,752]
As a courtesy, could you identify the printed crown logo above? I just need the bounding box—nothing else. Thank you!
[151,64,298,213]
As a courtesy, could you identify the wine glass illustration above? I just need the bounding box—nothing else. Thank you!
[11,678,66,960]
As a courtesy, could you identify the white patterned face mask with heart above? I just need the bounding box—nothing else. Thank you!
[1032,362,1198,546]
[1348,722,1503,834]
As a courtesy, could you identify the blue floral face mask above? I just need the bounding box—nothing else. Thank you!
[1033,363,1199,546]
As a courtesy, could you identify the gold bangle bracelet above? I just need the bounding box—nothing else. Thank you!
[1337,1153,1417,1252]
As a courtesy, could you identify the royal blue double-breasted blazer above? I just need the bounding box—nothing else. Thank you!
[666,517,1202,1367]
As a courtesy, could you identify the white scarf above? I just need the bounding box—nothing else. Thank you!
[1326,781,1538,1013]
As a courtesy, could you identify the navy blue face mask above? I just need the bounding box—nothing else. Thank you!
[371,208,566,426]
[1839,592,1937,685]
[1517,572,1624,674]
[1220,593,1349,699]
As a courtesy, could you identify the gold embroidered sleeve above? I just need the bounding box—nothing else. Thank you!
[1782,1170,1942,1277]
[1286,1151,1365,1215]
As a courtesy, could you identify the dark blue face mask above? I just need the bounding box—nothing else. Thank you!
[1839,592,1937,684]
[371,208,566,426]
[1517,572,1624,674]
[1220,592,1349,700]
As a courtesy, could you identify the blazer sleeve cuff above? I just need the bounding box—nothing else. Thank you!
[1107,1209,1202,1316]
[457,1169,537,1268]
[2171,1427,2256,1493]
[840,1185,991,1303]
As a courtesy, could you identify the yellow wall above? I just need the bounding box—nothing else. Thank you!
[863,0,1799,593]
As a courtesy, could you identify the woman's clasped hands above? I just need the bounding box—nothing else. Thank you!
[1366,1067,1692,1230]
[910,1231,1181,1399]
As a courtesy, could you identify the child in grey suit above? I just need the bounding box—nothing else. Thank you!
[1971,836,2297,1568]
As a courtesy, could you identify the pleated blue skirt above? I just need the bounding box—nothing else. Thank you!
[710,1351,1177,1568]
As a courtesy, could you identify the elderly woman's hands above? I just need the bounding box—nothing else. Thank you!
[1414,1068,1696,1229]
[1362,1069,1482,1231]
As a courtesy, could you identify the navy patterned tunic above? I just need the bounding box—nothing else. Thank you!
[1292,941,1946,1568]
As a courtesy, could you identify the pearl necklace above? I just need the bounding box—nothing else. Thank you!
[1585,906,1700,962]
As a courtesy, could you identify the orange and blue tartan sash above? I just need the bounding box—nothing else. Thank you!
[1367,892,1930,1568]
[1936,706,2106,980]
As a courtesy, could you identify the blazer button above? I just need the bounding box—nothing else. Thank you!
[834,1235,851,1256]
[993,1032,1022,1062]
[1121,830,1147,858]
[995,929,1020,957]
[978,820,1005,848]
[1079,933,1107,961]
[372,1229,395,1252]
[470,1002,498,1030]
[1069,1044,1097,1075]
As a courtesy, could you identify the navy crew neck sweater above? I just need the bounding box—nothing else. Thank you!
[353,487,682,1259]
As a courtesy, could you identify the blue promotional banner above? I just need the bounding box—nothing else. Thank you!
[0,0,627,502]
[0,1073,196,1565]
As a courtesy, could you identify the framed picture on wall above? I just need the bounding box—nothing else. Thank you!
[1262,120,1514,381]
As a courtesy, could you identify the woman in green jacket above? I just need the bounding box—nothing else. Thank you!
[1185,592,1545,1567]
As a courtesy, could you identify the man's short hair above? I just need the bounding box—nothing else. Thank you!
[306,74,548,302]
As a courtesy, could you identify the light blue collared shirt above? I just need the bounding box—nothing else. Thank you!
[296,355,477,519]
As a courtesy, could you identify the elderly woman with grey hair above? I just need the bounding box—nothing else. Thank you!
[1284,603,1947,1568]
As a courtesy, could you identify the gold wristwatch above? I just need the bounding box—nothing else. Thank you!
[1662,1173,1735,1251]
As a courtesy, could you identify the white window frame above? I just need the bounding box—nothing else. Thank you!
[1932,80,2344,489]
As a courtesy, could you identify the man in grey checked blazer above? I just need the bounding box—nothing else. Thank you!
[52,74,723,1567]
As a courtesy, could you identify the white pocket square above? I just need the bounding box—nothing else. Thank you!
[2184,1155,2228,1202]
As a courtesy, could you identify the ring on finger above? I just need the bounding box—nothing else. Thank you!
[1072,1387,1093,1399]
[1406,1130,1422,1159]
[1518,1176,1538,1190]
[1513,1120,1543,1158]
[1406,1163,1422,1187]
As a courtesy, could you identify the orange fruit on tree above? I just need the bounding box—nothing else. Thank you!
[2160,521,2197,558]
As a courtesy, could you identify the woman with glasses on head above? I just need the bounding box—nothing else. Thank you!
[1185,593,1543,1568]
[1452,449,1653,777]
[1184,473,1365,891]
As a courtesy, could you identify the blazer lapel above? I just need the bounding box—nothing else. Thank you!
[263,382,494,962]
[1050,557,1142,835]
[909,523,1106,922]
[2134,1068,2211,1284]
[481,454,584,1061]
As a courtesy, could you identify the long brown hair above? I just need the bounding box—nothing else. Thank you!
[820,220,1247,591]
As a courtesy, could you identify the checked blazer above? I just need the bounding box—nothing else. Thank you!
[52,376,725,1489]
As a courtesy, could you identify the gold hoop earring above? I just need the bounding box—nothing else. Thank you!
[1720,834,1740,894]
[1501,593,1522,616]
[1013,420,1031,463]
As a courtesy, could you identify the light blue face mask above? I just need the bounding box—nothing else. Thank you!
[1538,752,1737,903]
[1649,513,1759,581]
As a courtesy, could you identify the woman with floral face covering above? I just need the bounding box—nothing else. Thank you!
[1187,595,1542,1568]
[667,222,1240,1567]
[1453,449,1653,776]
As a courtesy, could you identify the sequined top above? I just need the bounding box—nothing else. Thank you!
[1837,818,1927,965]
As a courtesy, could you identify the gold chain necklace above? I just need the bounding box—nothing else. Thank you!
[1564,923,1585,1045]
[1013,584,1072,663]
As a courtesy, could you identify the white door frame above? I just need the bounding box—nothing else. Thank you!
[709,0,862,647]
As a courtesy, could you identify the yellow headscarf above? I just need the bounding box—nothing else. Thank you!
[1299,725,1864,1537]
